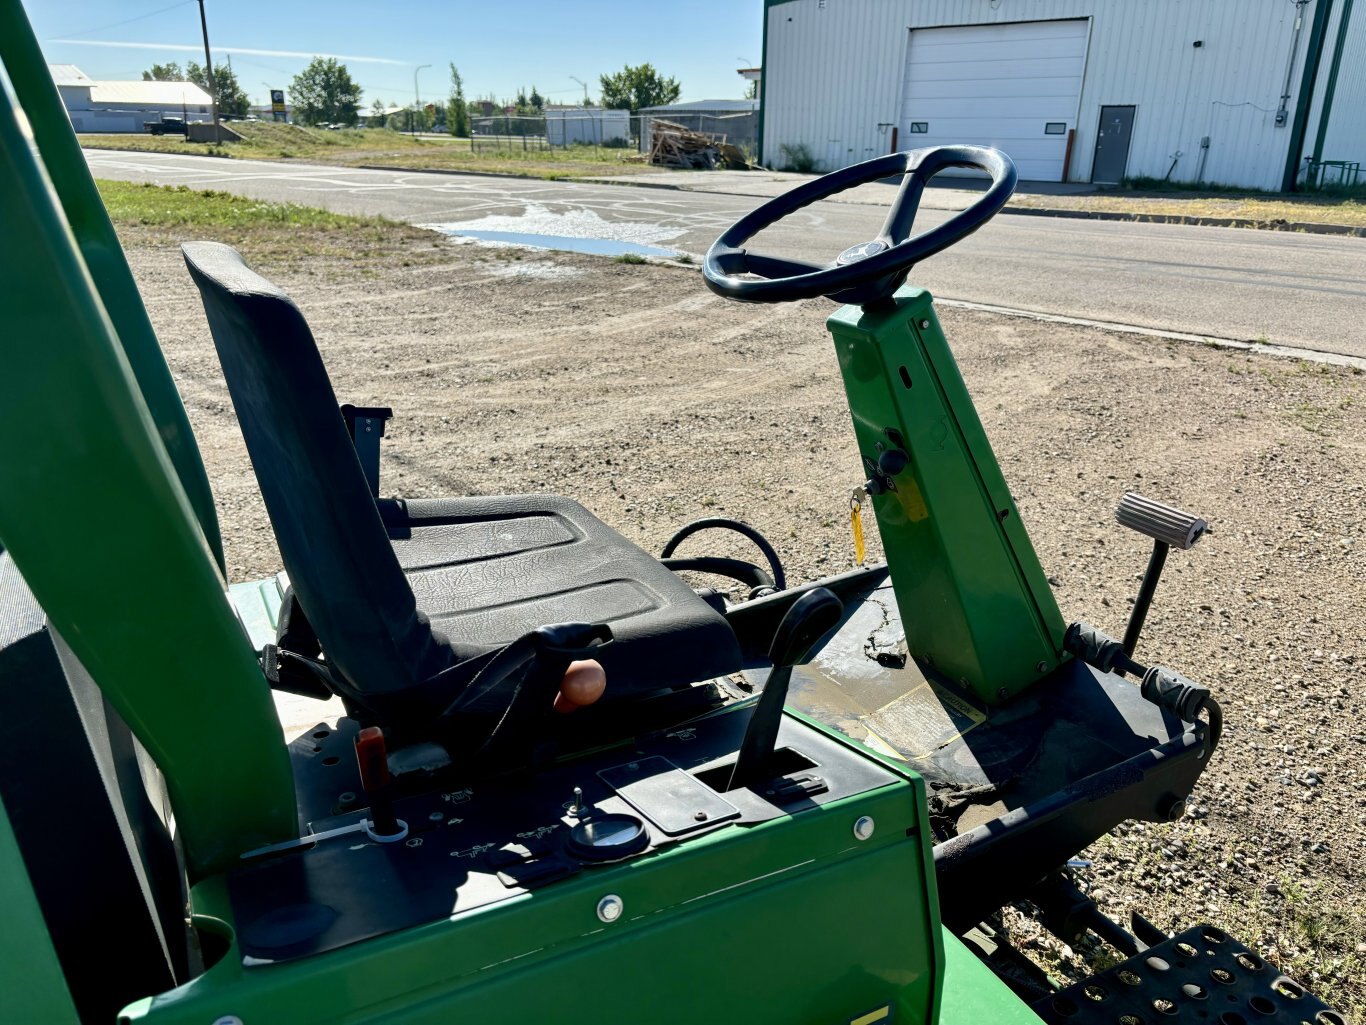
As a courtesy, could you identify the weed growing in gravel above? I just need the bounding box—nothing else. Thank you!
[614,253,648,265]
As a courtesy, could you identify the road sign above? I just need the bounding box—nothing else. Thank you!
[270,89,286,122]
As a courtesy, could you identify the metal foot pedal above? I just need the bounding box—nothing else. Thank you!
[1031,924,1346,1025]
[1114,494,1209,658]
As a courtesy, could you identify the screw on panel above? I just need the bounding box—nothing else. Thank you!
[918,319,930,329]
[853,816,875,841]
[212,1017,244,1025]
[1036,661,1049,673]
[596,894,624,923]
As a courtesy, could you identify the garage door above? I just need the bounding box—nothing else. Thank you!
[900,20,1089,182]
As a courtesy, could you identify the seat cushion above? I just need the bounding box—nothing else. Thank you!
[380,495,742,695]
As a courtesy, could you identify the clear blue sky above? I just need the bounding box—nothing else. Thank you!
[24,0,763,108]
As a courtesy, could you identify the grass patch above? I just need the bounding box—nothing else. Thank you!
[95,179,443,265]
[1011,186,1366,228]
[613,253,648,265]
[80,121,659,181]
[97,179,394,231]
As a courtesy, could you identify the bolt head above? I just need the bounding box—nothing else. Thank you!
[853,815,875,841]
[596,894,624,923]
[919,319,930,329]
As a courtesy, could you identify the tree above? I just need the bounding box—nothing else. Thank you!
[528,86,544,112]
[447,64,470,137]
[598,63,680,113]
[289,57,362,126]
[185,59,250,117]
[369,98,389,128]
[142,62,183,81]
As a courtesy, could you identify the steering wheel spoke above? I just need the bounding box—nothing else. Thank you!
[744,252,829,279]
[879,171,929,246]
[703,145,1017,304]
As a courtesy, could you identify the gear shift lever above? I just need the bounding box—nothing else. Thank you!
[729,588,843,790]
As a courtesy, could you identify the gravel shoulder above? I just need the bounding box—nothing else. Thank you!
[120,223,1364,1019]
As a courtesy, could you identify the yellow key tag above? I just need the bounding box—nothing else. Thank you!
[850,488,867,566]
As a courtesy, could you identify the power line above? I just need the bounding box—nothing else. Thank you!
[58,0,196,41]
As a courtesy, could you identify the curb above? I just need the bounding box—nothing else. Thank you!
[355,163,628,183]
[1001,205,1366,237]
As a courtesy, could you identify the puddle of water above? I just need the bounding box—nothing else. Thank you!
[446,229,677,257]
[422,202,685,259]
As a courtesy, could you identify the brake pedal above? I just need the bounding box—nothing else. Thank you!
[1116,492,1207,550]
[1114,493,1209,661]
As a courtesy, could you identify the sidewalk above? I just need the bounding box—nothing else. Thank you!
[581,169,1366,236]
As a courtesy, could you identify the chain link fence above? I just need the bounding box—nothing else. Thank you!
[470,112,757,163]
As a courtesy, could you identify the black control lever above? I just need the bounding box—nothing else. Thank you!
[729,588,844,791]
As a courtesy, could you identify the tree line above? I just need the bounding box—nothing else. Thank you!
[141,58,682,135]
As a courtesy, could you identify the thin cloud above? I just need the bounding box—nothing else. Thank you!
[48,39,405,65]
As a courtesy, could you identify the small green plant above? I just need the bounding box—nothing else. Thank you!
[779,142,817,174]
[674,253,694,264]
[614,253,647,264]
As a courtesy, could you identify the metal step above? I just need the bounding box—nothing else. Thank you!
[1031,924,1345,1025]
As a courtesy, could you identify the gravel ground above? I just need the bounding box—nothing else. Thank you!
[124,227,1364,1018]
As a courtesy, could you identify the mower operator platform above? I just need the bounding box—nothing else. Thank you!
[139,705,944,1024]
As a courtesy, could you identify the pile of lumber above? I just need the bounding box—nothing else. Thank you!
[648,120,749,170]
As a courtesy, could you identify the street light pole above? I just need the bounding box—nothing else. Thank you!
[570,76,590,105]
[196,0,220,140]
[413,64,431,137]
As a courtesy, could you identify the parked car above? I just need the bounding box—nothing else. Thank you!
[143,116,186,136]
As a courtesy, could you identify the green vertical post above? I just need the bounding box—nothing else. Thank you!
[0,71,296,879]
[0,797,80,1024]
[1310,0,1355,168]
[827,289,1066,705]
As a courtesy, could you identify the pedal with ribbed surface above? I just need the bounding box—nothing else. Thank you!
[1116,493,1207,550]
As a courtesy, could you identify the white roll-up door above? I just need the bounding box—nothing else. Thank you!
[900,19,1089,182]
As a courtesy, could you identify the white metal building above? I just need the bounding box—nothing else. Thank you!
[50,65,212,133]
[760,0,1365,189]
[544,107,631,146]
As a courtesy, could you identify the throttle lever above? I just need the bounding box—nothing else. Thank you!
[729,588,844,791]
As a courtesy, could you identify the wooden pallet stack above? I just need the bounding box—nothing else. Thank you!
[648,119,750,170]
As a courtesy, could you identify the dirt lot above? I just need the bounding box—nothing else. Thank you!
[121,224,1365,1018]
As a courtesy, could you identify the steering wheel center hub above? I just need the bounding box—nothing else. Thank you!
[837,240,889,265]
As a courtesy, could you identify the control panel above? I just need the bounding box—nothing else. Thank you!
[228,706,903,963]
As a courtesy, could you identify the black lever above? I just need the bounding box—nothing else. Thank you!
[729,588,844,791]
[1114,493,1207,660]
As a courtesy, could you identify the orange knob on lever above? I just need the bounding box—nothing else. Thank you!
[355,726,407,842]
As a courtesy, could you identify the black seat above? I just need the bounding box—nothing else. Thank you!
[181,242,740,730]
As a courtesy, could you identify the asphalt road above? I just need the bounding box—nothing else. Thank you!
[84,149,1366,358]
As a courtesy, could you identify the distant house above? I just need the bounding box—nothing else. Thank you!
[50,65,213,133]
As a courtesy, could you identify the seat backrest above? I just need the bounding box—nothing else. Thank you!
[182,242,455,707]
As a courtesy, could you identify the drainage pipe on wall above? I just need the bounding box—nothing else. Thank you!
[1277,0,1312,127]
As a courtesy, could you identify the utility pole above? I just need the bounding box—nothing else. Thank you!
[413,63,430,137]
[570,76,590,105]
[196,0,220,140]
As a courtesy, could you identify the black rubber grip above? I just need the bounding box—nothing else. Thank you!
[1140,666,1210,723]
[1115,492,1207,550]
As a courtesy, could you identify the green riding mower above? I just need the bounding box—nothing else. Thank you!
[0,7,1349,1024]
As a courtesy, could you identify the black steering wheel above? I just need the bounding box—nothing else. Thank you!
[703,145,1017,306]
